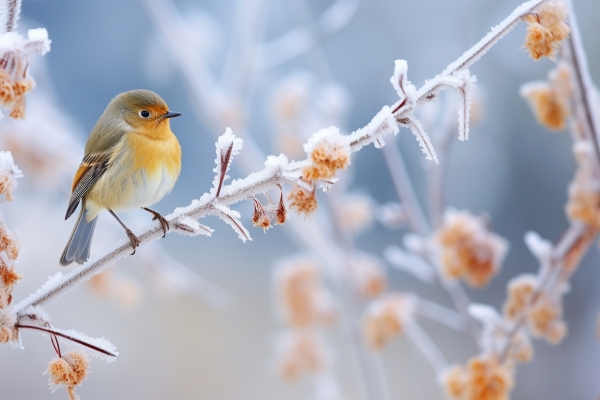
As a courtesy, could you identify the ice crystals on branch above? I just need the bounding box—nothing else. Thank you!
[389,60,438,162]
[0,28,50,119]
[210,203,251,242]
[172,216,214,237]
[212,127,243,198]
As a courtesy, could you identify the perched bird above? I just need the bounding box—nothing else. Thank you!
[60,89,182,266]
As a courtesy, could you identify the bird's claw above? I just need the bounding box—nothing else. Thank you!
[125,229,141,255]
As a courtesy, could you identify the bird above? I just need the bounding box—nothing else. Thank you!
[60,89,182,266]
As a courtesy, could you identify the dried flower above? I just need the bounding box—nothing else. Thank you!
[0,308,18,343]
[521,62,572,130]
[0,151,22,202]
[276,330,330,380]
[442,356,514,400]
[503,274,538,321]
[275,257,336,328]
[47,351,89,400]
[437,210,508,288]
[302,127,351,181]
[288,182,318,216]
[363,293,413,349]
[528,296,567,344]
[0,29,51,118]
[502,274,567,344]
[566,150,600,229]
[523,0,570,60]
[251,198,272,231]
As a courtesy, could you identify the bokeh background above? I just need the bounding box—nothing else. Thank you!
[0,0,599,398]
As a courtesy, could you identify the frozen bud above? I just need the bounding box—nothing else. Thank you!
[363,293,413,349]
[0,151,22,202]
[442,356,514,400]
[251,198,272,231]
[288,182,318,216]
[274,187,288,225]
[521,82,569,130]
[566,162,600,229]
[348,253,387,298]
[436,209,508,288]
[274,257,336,327]
[302,127,351,181]
[276,330,331,380]
[333,192,374,235]
[503,274,538,321]
[0,29,50,118]
[527,295,567,344]
[0,308,17,343]
[521,63,572,132]
[523,0,569,60]
[47,351,89,400]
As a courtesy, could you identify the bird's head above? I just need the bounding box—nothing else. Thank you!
[109,89,181,132]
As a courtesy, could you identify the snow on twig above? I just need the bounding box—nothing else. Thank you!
[12,129,302,315]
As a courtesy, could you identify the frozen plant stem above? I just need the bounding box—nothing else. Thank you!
[562,0,600,169]
[4,0,21,33]
[498,223,595,363]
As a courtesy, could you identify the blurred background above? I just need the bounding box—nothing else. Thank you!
[0,0,599,398]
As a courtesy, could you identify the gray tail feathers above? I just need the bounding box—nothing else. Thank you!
[60,207,98,266]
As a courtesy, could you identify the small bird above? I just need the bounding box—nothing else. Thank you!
[60,89,182,266]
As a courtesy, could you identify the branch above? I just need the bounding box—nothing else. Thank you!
[13,133,304,315]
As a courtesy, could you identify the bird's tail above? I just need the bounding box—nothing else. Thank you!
[60,206,98,266]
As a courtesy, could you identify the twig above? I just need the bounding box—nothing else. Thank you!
[16,324,118,358]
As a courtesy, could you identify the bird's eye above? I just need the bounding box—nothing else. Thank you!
[140,110,150,118]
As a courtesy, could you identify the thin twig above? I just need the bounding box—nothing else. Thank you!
[16,324,117,358]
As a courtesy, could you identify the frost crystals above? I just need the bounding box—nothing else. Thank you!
[212,127,243,198]
[390,60,438,163]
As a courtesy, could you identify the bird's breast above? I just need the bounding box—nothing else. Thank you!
[86,130,181,213]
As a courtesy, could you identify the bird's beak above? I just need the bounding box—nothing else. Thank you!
[163,111,182,119]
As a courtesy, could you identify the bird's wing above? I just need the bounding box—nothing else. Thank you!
[65,152,111,220]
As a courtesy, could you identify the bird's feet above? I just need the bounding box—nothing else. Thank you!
[125,228,141,255]
[142,207,170,238]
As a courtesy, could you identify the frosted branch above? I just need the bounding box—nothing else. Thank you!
[12,129,304,315]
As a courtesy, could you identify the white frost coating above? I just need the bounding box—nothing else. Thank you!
[453,70,477,141]
[0,29,50,56]
[519,81,548,98]
[347,106,399,151]
[25,28,50,55]
[173,216,213,237]
[0,0,21,32]
[0,150,22,177]
[45,328,118,361]
[438,0,546,78]
[507,273,539,292]
[212,203,251,242]
[390,60,418,104]
[384,245,434,283]
[303,126,349,156]
[524,231,553,266]
[468,303,503,328]
[212,127,243,194]
[401,117,438,163]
